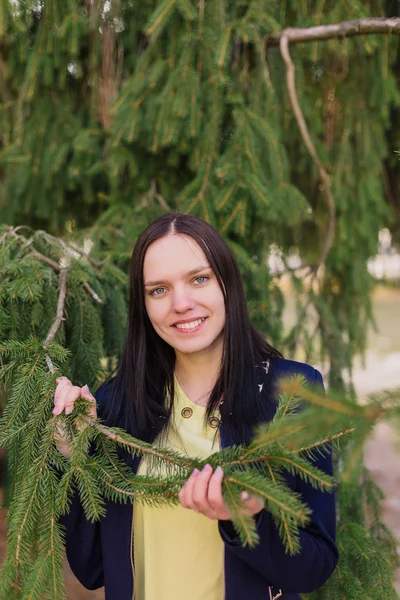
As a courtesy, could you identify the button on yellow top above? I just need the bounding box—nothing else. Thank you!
[208,416,221,429]
[181,406,193,419]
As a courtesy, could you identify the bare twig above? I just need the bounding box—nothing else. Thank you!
[267,18,400,48]
[30,248,60,271]
[44,268,68,349]
[280,35,335,276]
[43,269,68,373]
[13,225,35,234]
[36,230,102,269]
[100,24,118,129]
[256,31,273,91]
[2,229,103,304]
[151,178,171,211]
[83,281,103,304]
[198,0,205,36]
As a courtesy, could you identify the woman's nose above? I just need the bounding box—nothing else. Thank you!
[172,288,195,313]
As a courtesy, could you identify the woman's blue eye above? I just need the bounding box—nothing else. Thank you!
[194,276,209,284]
[150,287,165,296]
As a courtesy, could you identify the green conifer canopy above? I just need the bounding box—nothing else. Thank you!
[1,1,399,385]
[1,1,400,598]
[0,225,399,599]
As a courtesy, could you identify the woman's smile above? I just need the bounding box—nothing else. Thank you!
[173,317,207,332]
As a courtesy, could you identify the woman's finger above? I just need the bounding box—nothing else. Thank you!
[207,466,231,519]
[54,378,72,403]
[179,469,200,508]
[63,386,82,413]
[240,491,264,516]
[80,385,97,418]
[192,464,215,514]
[53,384,81,415]
[207,467,226,510]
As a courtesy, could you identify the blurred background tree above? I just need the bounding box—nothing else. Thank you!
[0,0,399,389]
[0,1,400,597]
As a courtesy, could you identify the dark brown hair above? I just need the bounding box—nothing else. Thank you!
[104,213,282,444]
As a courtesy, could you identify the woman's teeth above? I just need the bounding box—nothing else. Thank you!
[175,318,205,330]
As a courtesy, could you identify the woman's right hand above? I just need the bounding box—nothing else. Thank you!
[52,376,97,458]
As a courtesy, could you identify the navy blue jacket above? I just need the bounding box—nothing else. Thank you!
[61,358,338,600]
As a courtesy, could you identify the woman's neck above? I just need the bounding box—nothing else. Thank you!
[174,347,222,406]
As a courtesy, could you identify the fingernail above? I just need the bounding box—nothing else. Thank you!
[192,469,200,477]
[52,406,61,415]
[215,466,223,475]
[203,464,212,473]
[82,384,90,394]
[65,406,73,416]
[241,491,250,501]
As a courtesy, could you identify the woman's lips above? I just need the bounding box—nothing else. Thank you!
[173,317,207,333]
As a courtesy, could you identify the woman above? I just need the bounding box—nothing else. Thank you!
[53,213,338,600]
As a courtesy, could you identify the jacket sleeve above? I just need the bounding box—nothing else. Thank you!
[59,488,104,590]
[218,368,339,594]
[58,384,110,590]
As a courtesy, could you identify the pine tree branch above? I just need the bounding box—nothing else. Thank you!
[44,269,68,350]
[35,230,103,270]
[280,34,335,277]
[2,336,399,598]
[223,480,255,547]
[264,461,298,557]
[281,379,384,420]
[82,281,103,304]
[2,228,103,305]
[151,178,171,211]
[226,475,307,520]
[267,18,400,48]
[81,415,195,469]
[294,428,355,455]
[275,18,399,279]
[258,32,273,91]
[14,433,54,564]
[23,244,60,271]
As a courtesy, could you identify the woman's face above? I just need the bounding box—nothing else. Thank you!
[143,234,226,359]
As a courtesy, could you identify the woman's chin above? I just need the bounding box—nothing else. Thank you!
[172,334,224,357]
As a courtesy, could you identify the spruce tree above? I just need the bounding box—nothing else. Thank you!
[0,225,399,599]
[1,1,399,385]
[1,1,400,598]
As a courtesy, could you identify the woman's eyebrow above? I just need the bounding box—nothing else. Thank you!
[144,265,211,287]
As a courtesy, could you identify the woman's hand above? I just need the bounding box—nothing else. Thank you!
[178,464,264,520]
[52,376,97,458]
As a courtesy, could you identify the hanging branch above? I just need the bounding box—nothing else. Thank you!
[82,281,103,304]
[2,227,103,305]
[267,18,400,48]
[43,268,68,372]
[43,269,68,350]
[280,34,335,277]
[273,17,400,278]
[1,228,400,598]
[151,178,172,211]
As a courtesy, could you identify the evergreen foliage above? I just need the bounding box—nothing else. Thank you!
[0,228,399,598]
[1,1,400,598]
[308,468,400,600]
[0,1,399,386]
[0,335,399,599]
[0,224,127,388]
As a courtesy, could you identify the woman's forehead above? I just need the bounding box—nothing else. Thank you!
[143,234,209,281]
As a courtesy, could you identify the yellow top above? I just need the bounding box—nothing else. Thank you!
[133,378,224,600]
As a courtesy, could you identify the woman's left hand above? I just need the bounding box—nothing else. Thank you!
[178,464,264,520]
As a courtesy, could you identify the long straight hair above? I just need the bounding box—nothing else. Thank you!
[104,213,282,445]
